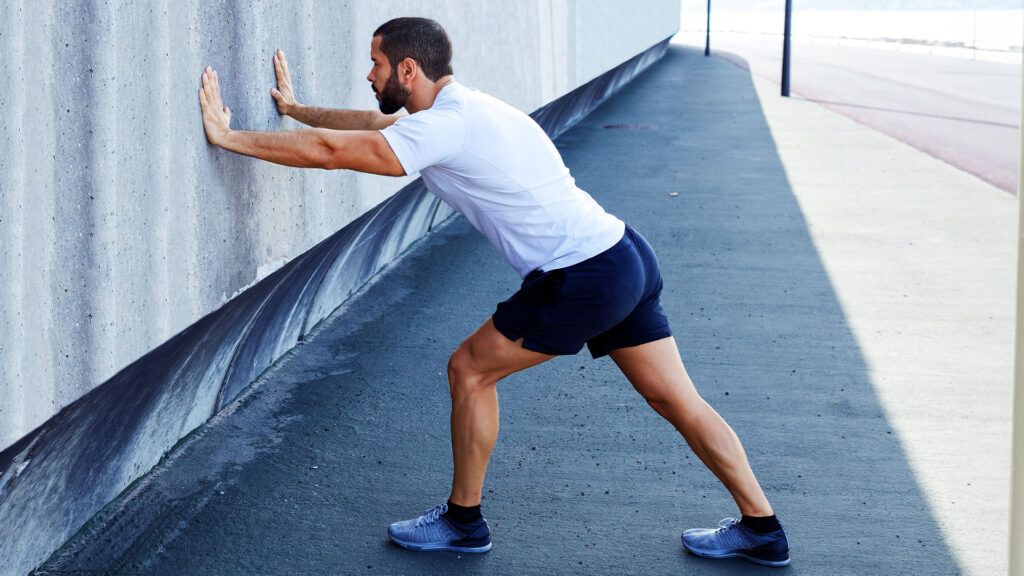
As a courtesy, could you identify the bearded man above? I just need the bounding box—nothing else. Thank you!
[198,17,791,567]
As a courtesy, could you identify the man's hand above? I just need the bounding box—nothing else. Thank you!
[198,66,232,146]
[271,49,300,115]
[269,48,398,131]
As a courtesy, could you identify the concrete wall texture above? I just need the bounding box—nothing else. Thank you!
[0,0,679,453]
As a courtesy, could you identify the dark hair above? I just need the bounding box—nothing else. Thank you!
[373,17,453,81]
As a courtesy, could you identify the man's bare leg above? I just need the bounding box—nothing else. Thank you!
[609,336,773,516]
[446,317,554,506]
[387,318,548,552]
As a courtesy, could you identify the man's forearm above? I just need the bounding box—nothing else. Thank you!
[214,128,403,176]
[288,104,395,131]
[219,129,331,168]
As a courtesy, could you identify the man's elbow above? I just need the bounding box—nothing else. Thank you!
[320,152,343,171]
[379,161,406,177]
[315,135,341,170]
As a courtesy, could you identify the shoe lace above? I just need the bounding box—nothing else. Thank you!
[414,503,448,528]
[716,517,739,532]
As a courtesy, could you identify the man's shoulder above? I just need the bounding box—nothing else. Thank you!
[437,82,520,116]
[398,87,466,125]
[393,96,465,128]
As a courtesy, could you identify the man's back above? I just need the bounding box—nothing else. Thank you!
[381,82,624,277]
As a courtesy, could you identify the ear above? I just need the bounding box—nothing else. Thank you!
[399,57,418,83]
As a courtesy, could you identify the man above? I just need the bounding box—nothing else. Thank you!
[198,17,790,567]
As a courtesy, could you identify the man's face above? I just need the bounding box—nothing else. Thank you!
[368,36,410,115]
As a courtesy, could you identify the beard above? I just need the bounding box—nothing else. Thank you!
[375,69,410,114]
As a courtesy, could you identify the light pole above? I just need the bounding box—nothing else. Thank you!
[781,0,792,97]
[705,0,711,57]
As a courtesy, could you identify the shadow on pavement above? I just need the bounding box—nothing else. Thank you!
[38,46,960,575]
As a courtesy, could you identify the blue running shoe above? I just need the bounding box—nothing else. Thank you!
[681,517,790,567]
[388,503,492,553]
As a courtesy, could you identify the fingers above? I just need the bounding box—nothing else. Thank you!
[200,66,230,119]
[198,66,232,144]
[272,49,296,110]
[202,67,213,100]
[203,66,218,95]
[275,48,292,83]
[200,72,212,108]
[274,55,284,84]
[278,49,290,76]
[202,66,223,107]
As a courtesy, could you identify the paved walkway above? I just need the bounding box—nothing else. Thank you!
[679,30,1021,194]
[38,42,1015,575]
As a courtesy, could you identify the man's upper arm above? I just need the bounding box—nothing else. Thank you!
[320,129,406,176]
[376,110,466,175]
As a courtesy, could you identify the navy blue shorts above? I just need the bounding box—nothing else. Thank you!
[492,224,673,358]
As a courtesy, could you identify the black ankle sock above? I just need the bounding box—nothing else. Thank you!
[444,499,483,524]
[740,514,782,534]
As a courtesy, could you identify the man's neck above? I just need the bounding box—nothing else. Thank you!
[405,76,456,114]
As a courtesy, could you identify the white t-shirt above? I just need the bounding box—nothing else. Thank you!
[379,81,625,278]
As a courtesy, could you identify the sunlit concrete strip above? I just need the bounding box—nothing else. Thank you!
[738,42,1016,575]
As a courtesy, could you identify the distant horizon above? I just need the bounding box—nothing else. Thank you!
[682,1,1023,10]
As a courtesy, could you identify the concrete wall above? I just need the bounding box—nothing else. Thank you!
[0,2,677,574]
[0,0,679,454]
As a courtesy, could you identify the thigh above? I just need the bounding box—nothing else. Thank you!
[458,317,555,381]
[608,336,701,406]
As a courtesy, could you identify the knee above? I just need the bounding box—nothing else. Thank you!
[643,394,676,419]
[642,388,706,421]
[447,345,493,397]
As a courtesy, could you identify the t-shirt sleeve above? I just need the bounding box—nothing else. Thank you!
[379,108,467,175]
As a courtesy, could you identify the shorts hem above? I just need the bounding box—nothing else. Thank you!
[491,315,523,344]
[588,328,673,359]
[492,315,583,356]
[522,338,584,357]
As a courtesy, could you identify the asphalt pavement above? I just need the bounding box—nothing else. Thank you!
[36,43,1015,575]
